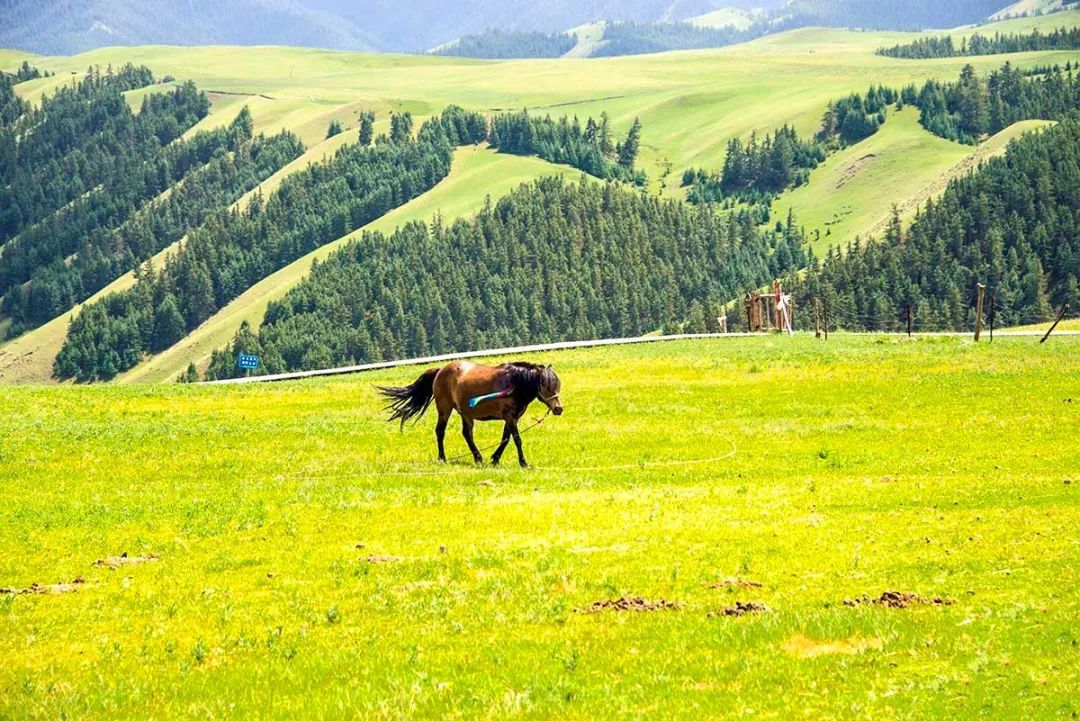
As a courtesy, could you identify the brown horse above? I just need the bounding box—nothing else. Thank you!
[379,361,563,467]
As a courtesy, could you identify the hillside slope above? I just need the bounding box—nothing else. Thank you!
[772,111,1054,255]
[3,9,1079,383]
[117,147,583,383]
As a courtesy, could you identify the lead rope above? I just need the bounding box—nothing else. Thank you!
[446,407,552,463]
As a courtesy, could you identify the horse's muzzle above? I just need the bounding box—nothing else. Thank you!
[553,406,564,416]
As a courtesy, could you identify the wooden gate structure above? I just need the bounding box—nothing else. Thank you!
[745,280,793,333]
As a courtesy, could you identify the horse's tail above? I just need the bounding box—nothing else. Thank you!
[378,368,439,429]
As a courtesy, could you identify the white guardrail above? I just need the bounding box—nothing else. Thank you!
[205,333,748,385]
[204,328,1077,386]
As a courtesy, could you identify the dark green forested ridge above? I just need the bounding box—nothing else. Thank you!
[54,107,489,381]
[489,111,644,184]
[684,126,826,204]
[2,106,245,294]
[788,117,1080,332]
[914,62,1080,144]
[813,63,1080,147]
[1,109,304,336]
[592,20,771,58]
[818,86,900,147]
[685,62,1080,206]
[878,27,1080,59]
[0,72,28,129]
[0,61,49,127]
[51,103,648,379]
[431,28,575,59]
[203,176,807,380]
[0,65,206,245]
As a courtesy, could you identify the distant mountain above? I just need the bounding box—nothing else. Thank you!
[779,0,1014,30]
[300,0,789,52]
[0,0,1019,56]
[0,0,381,55]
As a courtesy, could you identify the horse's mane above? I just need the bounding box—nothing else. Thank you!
[499,361,556,394]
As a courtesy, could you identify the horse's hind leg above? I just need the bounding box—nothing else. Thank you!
[435,408,451,462]
[461,417,483,464]
[490,422,512,466]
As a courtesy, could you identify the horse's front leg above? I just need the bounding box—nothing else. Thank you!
[510,420,528,468]
[490,421,512,466]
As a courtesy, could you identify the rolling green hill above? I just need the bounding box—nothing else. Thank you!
[2,9,1080,383]
[689,7,760,29]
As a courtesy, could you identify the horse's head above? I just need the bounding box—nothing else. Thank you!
[538,364,563,416]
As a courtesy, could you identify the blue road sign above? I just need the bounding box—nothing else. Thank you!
[237,353,261,370]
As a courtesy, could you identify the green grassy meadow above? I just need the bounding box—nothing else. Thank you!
[2,335,1079,719]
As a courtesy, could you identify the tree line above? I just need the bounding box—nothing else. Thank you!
[54,108,477,381]
[203,176,807,380]
[683,126,826,203]
[489,110,644,184]
[1,65,200,246]
[1,108,304,336]
[686,62,1080,206]
[681,86,896,205]
[914,62,1080,144]
[877,27,1080,59]
[0,61,49,127]
[51,99,647,379]
[431,28,575,59]
[593,21,763,57]
[787,118,1080,332]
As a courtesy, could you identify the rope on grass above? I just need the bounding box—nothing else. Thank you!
[282,438,738,479]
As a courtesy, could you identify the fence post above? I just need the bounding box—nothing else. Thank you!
[814,298,821,338]
[906,303,912,338]
[1040,303,1069,344]
[745,294,752,333]
[974,283,986,342]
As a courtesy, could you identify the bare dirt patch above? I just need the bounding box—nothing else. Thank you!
[1,576,86,596]
[576,597,681,613]
[708,600,769,617]
[708,578,763,590]
[783,635,883,658]
[364,554,402,564]
[844,591,953,608]
[93,552,159,569]
[835,154,878,189]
